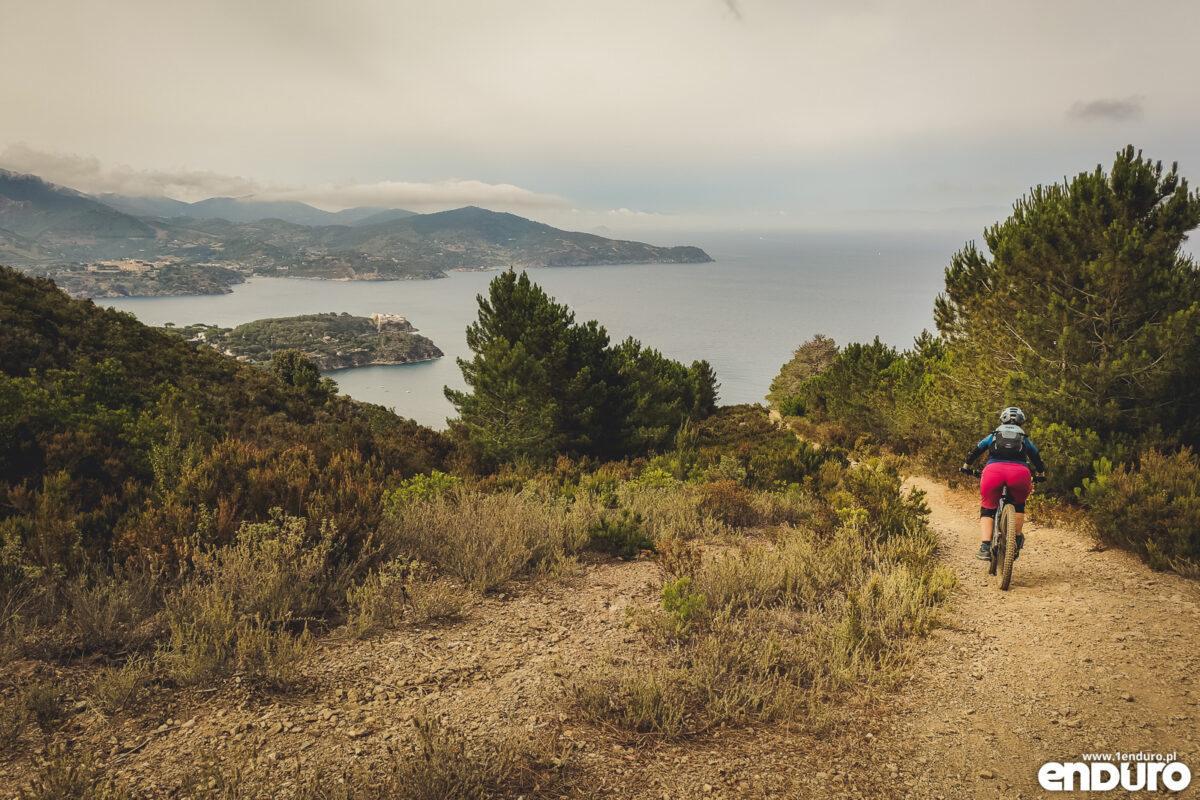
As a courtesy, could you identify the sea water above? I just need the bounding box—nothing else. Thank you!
[104,229,964,429]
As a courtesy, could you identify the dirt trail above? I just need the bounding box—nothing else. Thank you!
[7,469,1200,799]
[873,476,1200,798]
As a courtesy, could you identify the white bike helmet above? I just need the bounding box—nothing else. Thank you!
[999,406,1026,426]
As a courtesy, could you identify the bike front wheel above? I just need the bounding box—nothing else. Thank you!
[998,504,1017,590]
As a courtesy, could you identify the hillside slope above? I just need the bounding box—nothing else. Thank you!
[1,172,712,297]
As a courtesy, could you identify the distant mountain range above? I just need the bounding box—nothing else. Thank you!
[0,170,712,298]
[96,193,417,227]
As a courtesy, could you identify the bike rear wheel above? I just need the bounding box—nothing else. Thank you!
[998,504,1017,590]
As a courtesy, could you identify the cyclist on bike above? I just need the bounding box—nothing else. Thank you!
[960,407,1046,561]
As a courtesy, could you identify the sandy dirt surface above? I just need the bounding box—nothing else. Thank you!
[4,475,1198,799]
[871,477,1200,799]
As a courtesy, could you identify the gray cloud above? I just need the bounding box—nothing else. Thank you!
[1068,96,1145,121]
[2,2,1199,231]
[0,144,262,200]
[267,180,569,213]
[0,144,569,213]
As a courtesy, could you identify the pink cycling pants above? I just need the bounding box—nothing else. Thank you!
[980,461,1032,509]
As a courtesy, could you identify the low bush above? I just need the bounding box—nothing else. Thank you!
[564,660,691,737]
[0,680,64,752]
[234,622,313,689]
[16,745,132,800]
[155,514,331,688]
[383,488,587,592]
[383,470,462,509]
[697,480,756,528]
[1077,448,1200,574]
[587,511,655,559]
[189,512,344,627]
[89,657,153,717]
[57,567,163,655]
[384,715,570,800]
[345,559,467,638]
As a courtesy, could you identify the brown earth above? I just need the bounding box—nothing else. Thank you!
[872,476,1200,799]
[4,476,1199,798]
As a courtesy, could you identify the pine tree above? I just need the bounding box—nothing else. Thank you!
[446,270,572,462]
[934,146,1200,445]
[448,270,720,462]
[688,359,720,418]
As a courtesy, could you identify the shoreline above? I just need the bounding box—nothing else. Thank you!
[322,355,442,374]
[70,258,713,300]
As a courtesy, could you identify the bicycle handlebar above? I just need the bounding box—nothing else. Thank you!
[960,467,1046,483]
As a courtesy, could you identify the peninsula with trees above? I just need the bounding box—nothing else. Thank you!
[166,312,443,370]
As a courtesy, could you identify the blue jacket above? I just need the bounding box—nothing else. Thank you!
[965,425,1045,472]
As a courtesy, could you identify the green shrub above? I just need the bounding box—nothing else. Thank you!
[383,471,462,509]
[587,511,655,559]
[660,577,705,636]
[830,458,929,540]
[1028,422,1110,496]
[630,466,678,490]
[1077,448,1200,573]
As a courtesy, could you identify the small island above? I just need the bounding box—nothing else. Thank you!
[166,312,443,370]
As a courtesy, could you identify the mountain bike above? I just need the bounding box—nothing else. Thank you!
[964,469,1044,591]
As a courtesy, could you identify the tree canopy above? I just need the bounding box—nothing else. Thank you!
[447,270,719,463]
[934,145,1200,445]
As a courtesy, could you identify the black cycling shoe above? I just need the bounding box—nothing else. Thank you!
[1014,534,1025,560]
[975,541,992,560]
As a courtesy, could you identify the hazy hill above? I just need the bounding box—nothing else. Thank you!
[97,193,416,226]
[330,206,713,268]
[0,169,155,245]
[1,171,713,296]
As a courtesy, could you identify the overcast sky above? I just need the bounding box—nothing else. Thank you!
[2,0,1198,234]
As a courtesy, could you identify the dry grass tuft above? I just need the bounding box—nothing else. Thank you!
[382,488,588,592]
[88,657,153,717]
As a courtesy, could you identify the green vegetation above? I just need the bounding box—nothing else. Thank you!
[447,269,719,464]
[566,457,954,737]
[166,312,443,370]
[770,146,1200,573]
[767,333,838,414]
[1077,448,1200,574]
[1,259,950,794]
[21,263,244,299]
[0,268,448,570]
[586,510,655,559]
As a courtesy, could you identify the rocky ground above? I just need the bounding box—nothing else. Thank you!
[4,476,1198,798]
